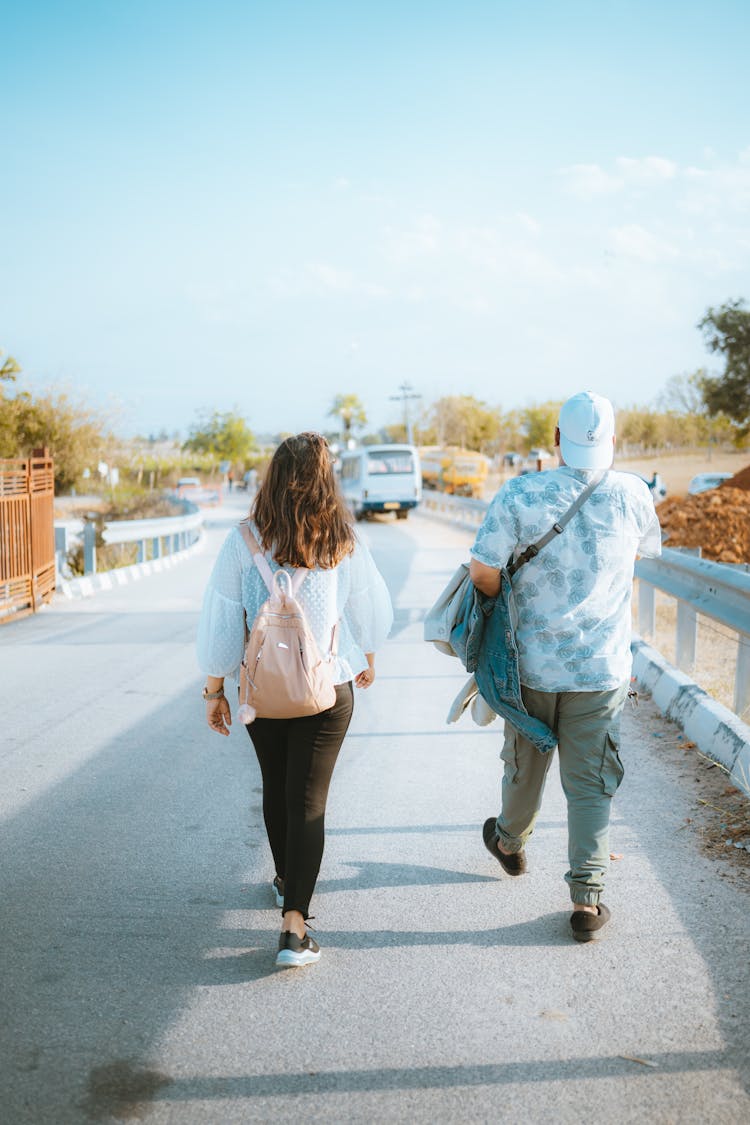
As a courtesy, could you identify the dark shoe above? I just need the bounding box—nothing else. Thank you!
[570,903,611,942]
[482,817,527,876]
[272,875,285,909]
[276,929,321,968]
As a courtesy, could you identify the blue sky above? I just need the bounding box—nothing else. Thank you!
[2,0,749,439]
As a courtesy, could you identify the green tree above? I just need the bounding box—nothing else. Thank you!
[617,407,668,451]
[698,299,750,434]
[429,395,501,451]
[412,405,437,446]
[380,423,408,444]
[653,371,738,448]
[655,371,707,416]
[0,385,114,492]
[329,394,367,442]
[497,408,524,454]
[519,401,563,451]
[0,349,21,385]
[183,410,257,465]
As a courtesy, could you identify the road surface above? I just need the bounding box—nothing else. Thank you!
[1,499,748,1123]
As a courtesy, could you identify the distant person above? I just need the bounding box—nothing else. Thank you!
[645,471,667,502]
[243,468,258,493]
[227,470,234,492]
[197,433,392,967]
[470,392,661,941]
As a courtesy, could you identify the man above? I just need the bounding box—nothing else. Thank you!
[470,391,661,941]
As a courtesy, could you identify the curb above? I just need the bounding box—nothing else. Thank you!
[631,635,750,798]
[56,532,206,600]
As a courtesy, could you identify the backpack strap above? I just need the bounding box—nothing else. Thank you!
[237,521,309,596]
[507,473,604,578]
[238,521,339,659]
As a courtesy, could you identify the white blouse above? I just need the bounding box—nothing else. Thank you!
[197,523,394,683]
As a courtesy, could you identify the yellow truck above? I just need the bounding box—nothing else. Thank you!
[419,447,489,498]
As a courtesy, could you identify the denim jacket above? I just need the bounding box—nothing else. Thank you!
[443,571,485,671]
[426,562,557,752]
[470,571,558,753]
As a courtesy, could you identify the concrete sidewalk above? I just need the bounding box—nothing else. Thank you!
[0,510,748,1123]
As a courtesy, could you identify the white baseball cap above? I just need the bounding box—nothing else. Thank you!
[558,391,615,471]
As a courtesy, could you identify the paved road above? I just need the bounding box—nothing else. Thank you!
[1,501,749,1123]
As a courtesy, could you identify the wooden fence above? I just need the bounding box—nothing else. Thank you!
[0,448,56,623]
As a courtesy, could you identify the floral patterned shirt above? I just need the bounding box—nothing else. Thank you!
[471,466,662,691]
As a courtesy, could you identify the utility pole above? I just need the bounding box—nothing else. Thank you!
[390,382,421,446]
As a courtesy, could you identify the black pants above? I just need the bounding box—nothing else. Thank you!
[246,682,354,919]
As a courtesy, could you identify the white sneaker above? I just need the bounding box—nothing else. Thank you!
[272,876,284,909]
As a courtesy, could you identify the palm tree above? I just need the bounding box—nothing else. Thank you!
[328,394,367,444]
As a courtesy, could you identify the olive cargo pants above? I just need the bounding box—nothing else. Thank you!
[494,682,629,906]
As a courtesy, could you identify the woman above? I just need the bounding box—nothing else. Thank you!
[197,433,393,968]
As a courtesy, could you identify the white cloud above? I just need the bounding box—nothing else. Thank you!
[515,211,542,235]
[451,221,562,283]
[560,163,624,199]
[455,293,491,314]
[267,153,750,325]
[561,155,679,199]
[307,263,354,291]
[269,262,388,299]
[381,215,442,262]
[456,226,500,269]
[679,155,750,216]
[616,156,678,182]
[567,150,750,219]
[271,209,568,317]
[609,224,679,263]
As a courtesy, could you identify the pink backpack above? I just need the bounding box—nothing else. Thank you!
[236,523,338,723]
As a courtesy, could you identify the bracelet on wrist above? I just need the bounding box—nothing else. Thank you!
[202,685,225,701]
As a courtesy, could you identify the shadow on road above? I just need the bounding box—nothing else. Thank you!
[0,680,260,1121]
[1,513,748,1120]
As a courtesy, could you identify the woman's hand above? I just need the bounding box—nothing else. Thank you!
[355,655,376,689]
[206,695,232,736]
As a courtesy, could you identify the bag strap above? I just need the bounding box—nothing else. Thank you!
[238,521,339,659]
[507,473,604,579]
[237,522,308,596]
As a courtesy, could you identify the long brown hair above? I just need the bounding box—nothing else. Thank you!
[251,432,355,568]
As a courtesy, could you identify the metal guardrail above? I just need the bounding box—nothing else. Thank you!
[421,491,750,720]
[420,491,488,529]
[636,548,750,718]
[55,501,204,577]
[102,504,203,547]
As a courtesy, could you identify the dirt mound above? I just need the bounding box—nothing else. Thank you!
[720,462,750,491]
[657,487,750,563]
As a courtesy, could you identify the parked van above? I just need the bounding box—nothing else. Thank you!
[338,444,421,520]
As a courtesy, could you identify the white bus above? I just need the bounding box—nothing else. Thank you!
[338,444,422,521]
